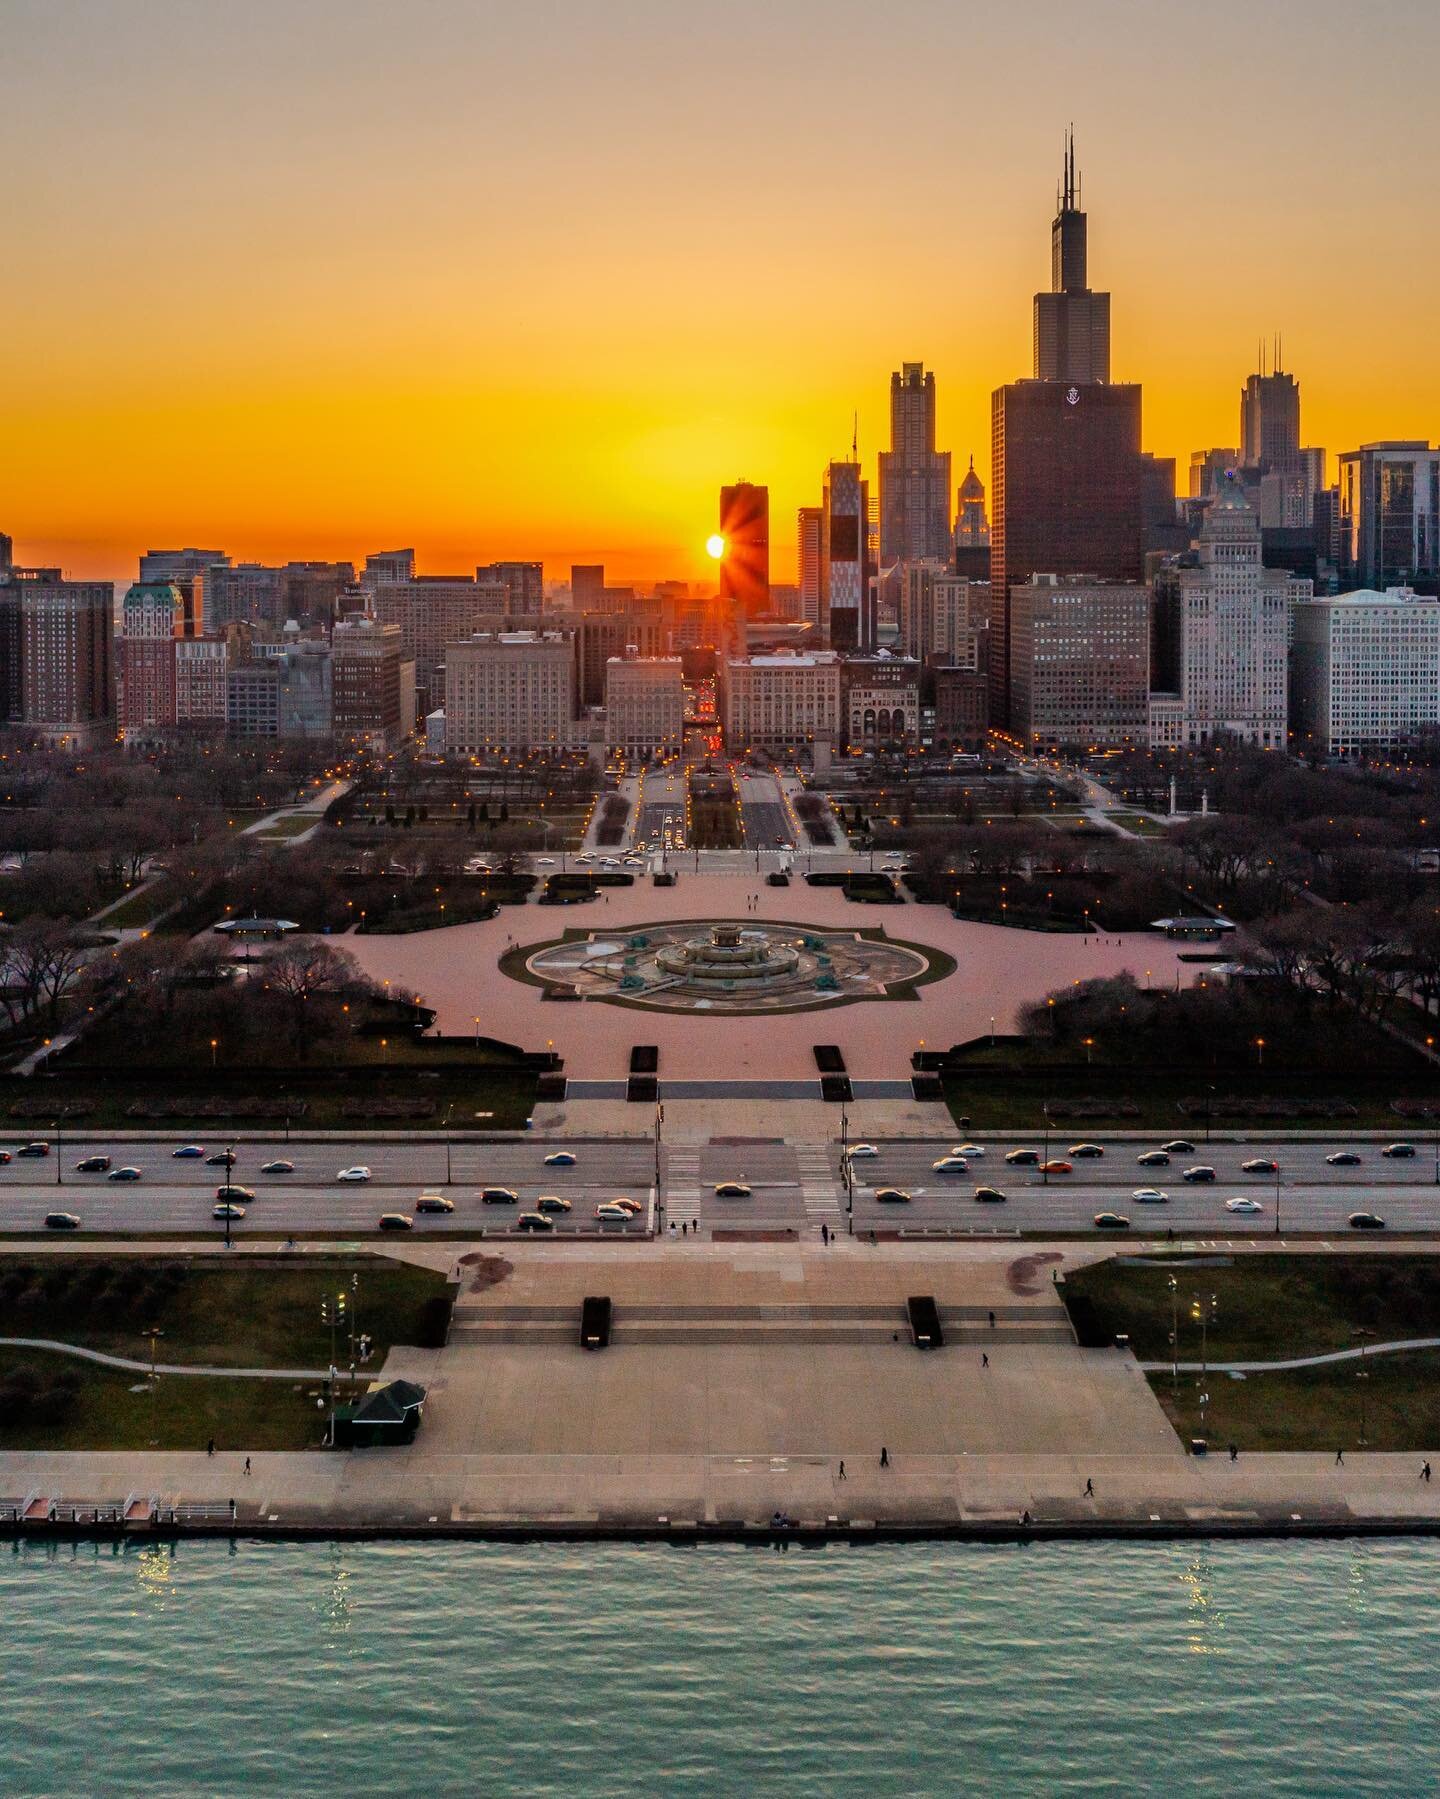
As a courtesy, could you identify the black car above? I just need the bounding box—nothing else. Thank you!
[1349,1211,1386,1230]
[1004,1149,1040,1166]
[1181,1166,1216,1183]
[1093,1212,1131,1230]
[1241,1158,1279,1175]
[1327,1151,1363,1167]
[1161,1140,1195,1155]
[205,1152,235,1168]
[44,1211,81,1230]
[377,1213,413,1232]
[1382,1144,1417,1159]
[481,1187,519,1205]
[973,1186,1008,1204]
[17,1141,50,1158]
[517,1212,555,1232]
[75,1155,112,1173]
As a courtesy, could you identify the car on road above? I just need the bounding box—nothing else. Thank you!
[260,1160,295,1175]
[481,1186,519,1204]
[172,1145,206,1159]
[874,1187,912,1204]
[377,1213,413,1231]
[714,1181,752,1197]
[1326,1151,1362,1166]
[337,1167,372,1183]
[415,1193,455,1214]
[212,1202,247,1220]
[952,1144,985,1158]
[1349,1211,1387,1230]
[0,1150,11,1164]
[1182,1166,1216,1183]
[1225,1196,1264,1214]
[543,1152,577,1166]
[1161,1140,1195,1155]
[75,1155,112,1173]
[205,1152,235,1168]
[1241,1158,1279,1174]
[845,1143,879,1159]
[1383,1143,1417,1159]
[1069,1143,1105,1159]
[44,1212,81,1230]
[518,1211,555,1232]
[1137,1150,1170,1167]
[932,1156,969,1172]
[17,1141,50,1158]
[537,1195,573,1213]
[1093,1212,1131,1229]
[215,1185,256,1203]
[608,1197,642,1215]
[1039,1160,1073,1175]
[1132,1188,1169,1204]
[1005,1148,1040,1166]
[595,1202,631,1222]
[107,1166,143,1182]
[973,1186,1007,1204]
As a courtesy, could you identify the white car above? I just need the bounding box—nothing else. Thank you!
[1225,1196,1264,1214]
[337,1166,372,1183]
[932,1156,969,1172]
[845,1143,879,1159]
[1132,1188,1169,1204]
[536,857,555,866]
[952,1144,985,1159]
[544,1151,577,1166]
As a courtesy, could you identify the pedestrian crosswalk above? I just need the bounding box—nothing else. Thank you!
[796,1144,843,1231]
[664,1146,703,1229]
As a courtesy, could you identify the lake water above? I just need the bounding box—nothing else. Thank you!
[3,1538,1437,1796]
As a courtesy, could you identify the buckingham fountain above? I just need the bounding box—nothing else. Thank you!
[521,919,935,1013]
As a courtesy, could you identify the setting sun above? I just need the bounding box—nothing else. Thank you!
[705,534,726,560]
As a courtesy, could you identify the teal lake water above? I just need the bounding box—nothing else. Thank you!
[3,1538,1439,1795]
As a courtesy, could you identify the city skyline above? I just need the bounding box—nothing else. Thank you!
[5,0,1439,585]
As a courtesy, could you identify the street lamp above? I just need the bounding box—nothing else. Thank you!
[53,1120,62,1187]
[1168,1275,1179,1389]
[443,1103,454,1186]
[1042,1103,1051,1185]
[142,1326,164,1445]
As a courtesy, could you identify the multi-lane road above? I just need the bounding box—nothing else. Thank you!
[0,1137,657,1237]
[1,1129,1437,1238]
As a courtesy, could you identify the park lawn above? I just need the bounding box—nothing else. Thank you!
[0,1255,453,1369]
[92,885,167,929]
[1152,1351,1440,1454]
[0,1349,334,1452]
[1063,1254,1440,1362]
[252,813,324,839]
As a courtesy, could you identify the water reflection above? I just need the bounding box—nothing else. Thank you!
[135,1542,176,1607]
[1180,1548,1225,1655]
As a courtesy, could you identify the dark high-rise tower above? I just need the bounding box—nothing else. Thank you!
[1032,130,1110,384]
[989,380,1143,727]
[1240,350,1301,474]
[878,363,951,564]
[719,480,770,617]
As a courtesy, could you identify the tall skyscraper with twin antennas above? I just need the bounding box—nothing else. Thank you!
[1032,129,1110,384]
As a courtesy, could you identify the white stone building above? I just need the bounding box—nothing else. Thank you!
[722,650,840,748]
[604,654,684,758]
[1290,588,1440,757]
[443,632,573,753]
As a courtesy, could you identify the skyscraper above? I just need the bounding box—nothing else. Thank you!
[477,561,544,616]
[797,507,824,627]
[821,461,871,651]
[1032,132,1110,384]
[989,380,1143,726]
[117,580,183,742]
[1241,359,1300,472]
[718,481,770,616]
[878,364,952,564]
[10,569,115,742]
[1337,442,1440,591]
[954,457,989,548]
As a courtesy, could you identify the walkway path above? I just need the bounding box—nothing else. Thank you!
[0,1337,332,1381]
[1143,1336,1440,1375]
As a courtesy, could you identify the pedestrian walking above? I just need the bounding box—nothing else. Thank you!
[1423,1462,1432,1483]
[207,1439,215,1458]
[988,1310,996,1329]
[838,1461,846,1480]
[244,1457,252,1476]
[1228,1443,1238,1462]
[880,1446,890,1468]
[981,1353,989,1368]
[1336,1448,1344,1465]
[1084,1477,1094,1497]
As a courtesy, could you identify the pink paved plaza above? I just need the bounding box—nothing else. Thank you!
[340,870,1198,1081]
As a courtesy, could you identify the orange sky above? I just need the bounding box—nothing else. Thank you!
[4,0,1438,587]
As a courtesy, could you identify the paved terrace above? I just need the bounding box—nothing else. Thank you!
[339,868,1195,1082]
[5,1240,1440,1536]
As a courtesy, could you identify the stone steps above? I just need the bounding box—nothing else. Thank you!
[449,1318,1075,1347]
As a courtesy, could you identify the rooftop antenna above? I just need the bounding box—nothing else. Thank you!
[852,411,858,464]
